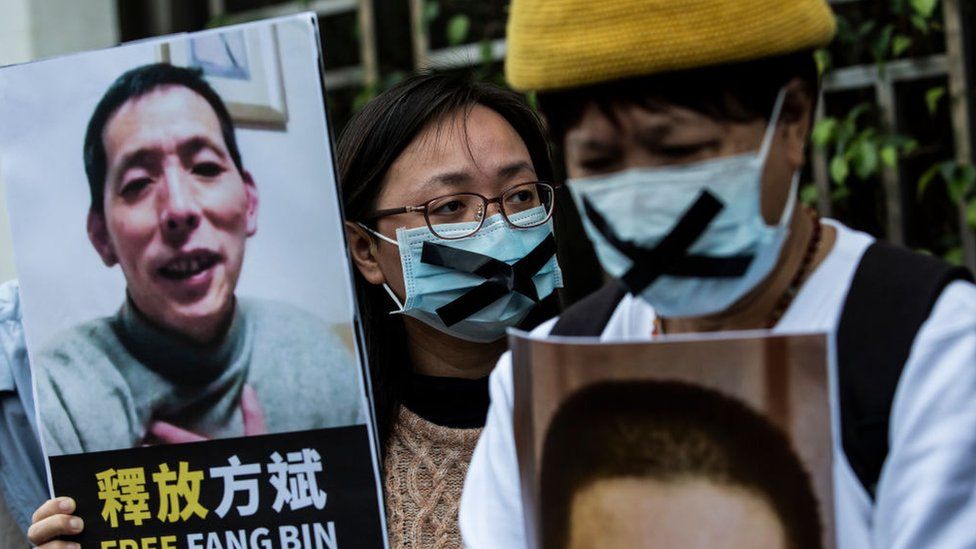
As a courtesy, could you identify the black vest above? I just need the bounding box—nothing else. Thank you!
[550,241,973,497]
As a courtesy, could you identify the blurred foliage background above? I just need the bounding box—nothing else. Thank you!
[117,0,976,270]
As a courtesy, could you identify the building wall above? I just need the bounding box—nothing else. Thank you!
[0,0,120,284]
[0,0,120,542]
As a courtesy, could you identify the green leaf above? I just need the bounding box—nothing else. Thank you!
[446,14,471,46]
[847,103,872,125]
[940,162,959,199]
[480,39,494,65]
[891,35,912,57]
[910,0,939,18]
[857,20,877,39]
[836,16,855,43]
[853,140,880,179]
[943,162,976,204]
[925,86,946,115]
[881,145,898,167]
[830,155,850,184]
[424,0,440,24]
[871,25,894,61]
[944,246,964,266]
[382,70,407,89]
[811,118,838,148]
[352,87,377,113]
[902,138,919,155]
[800,183,820,206]
[967,201,976,230]
[910,13,930,33]
[958,164,976,190]
[917,163,942,199]
[206,14,232,28]
[814,49,832,77]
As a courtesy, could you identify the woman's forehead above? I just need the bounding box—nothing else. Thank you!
[379,106,535,202]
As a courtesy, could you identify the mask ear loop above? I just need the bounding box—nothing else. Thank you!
[777,171,801,227]
[357,222,399,247]
[758,88,789,164]
[381,283,406,315]
[757,88,798,228]
[355,223,405,314]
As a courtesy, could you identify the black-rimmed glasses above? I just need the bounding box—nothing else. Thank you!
[363,181,558,240]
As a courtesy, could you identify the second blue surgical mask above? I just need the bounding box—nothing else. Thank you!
[568,89,797,318]
[365,206,562,342]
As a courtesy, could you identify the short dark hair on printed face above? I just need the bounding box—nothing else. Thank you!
[83,63,245,213]
[538,50,820,146]
[539,381,823,549]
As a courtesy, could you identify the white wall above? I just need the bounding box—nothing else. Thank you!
[0,0,120,284]
[0,0,119,66]
[0,0,33,67]
[27,0,119,61]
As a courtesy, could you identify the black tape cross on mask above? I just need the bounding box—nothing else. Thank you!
[420,234,557,326]
[582,190,754,295]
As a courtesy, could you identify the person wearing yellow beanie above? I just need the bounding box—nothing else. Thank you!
[461,0,976,547]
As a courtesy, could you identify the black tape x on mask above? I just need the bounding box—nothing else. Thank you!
[567,88,798,317]
[363,207,562,342]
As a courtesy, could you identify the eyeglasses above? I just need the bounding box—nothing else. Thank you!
[363,181,559,240]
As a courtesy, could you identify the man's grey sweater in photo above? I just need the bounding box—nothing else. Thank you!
[35,297,365,456]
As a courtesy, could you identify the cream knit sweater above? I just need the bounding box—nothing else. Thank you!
[383,407,483,548]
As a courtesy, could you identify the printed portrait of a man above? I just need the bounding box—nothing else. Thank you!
[539,381,823,549]
[33,62,364,456]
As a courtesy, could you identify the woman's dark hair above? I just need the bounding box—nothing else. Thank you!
[538,50,821,146]
[540,381,823,549]
[337,71,559,449]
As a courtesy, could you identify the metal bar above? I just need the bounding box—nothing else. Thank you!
[208,0,226,17]
[426,38,506,69]
[408,0,429,69]
[822,55,948,91]
[943,0,976,270]
[875,79,905,245]
[357,0,378,87]
[811,97,833,216]
[223,0,357,24]
[148,0,174,35]
[310,0,359,17]
[324,65,364,88]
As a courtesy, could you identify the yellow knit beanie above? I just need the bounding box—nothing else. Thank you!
[506,0,836,92]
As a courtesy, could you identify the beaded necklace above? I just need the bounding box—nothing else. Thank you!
[766,208,822,328]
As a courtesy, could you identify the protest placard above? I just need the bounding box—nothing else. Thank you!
[0,14,385,548]
[510,330,833,549]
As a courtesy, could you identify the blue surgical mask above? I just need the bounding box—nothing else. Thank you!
[362,206,563,342]
[567,89,797,318]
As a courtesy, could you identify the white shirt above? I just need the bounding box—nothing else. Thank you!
[459,220,976,548]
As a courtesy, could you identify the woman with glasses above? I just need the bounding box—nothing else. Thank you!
[338,72,563,548]
[29,72,566,549]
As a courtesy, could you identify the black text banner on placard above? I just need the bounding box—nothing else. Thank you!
[49,426,384,549]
